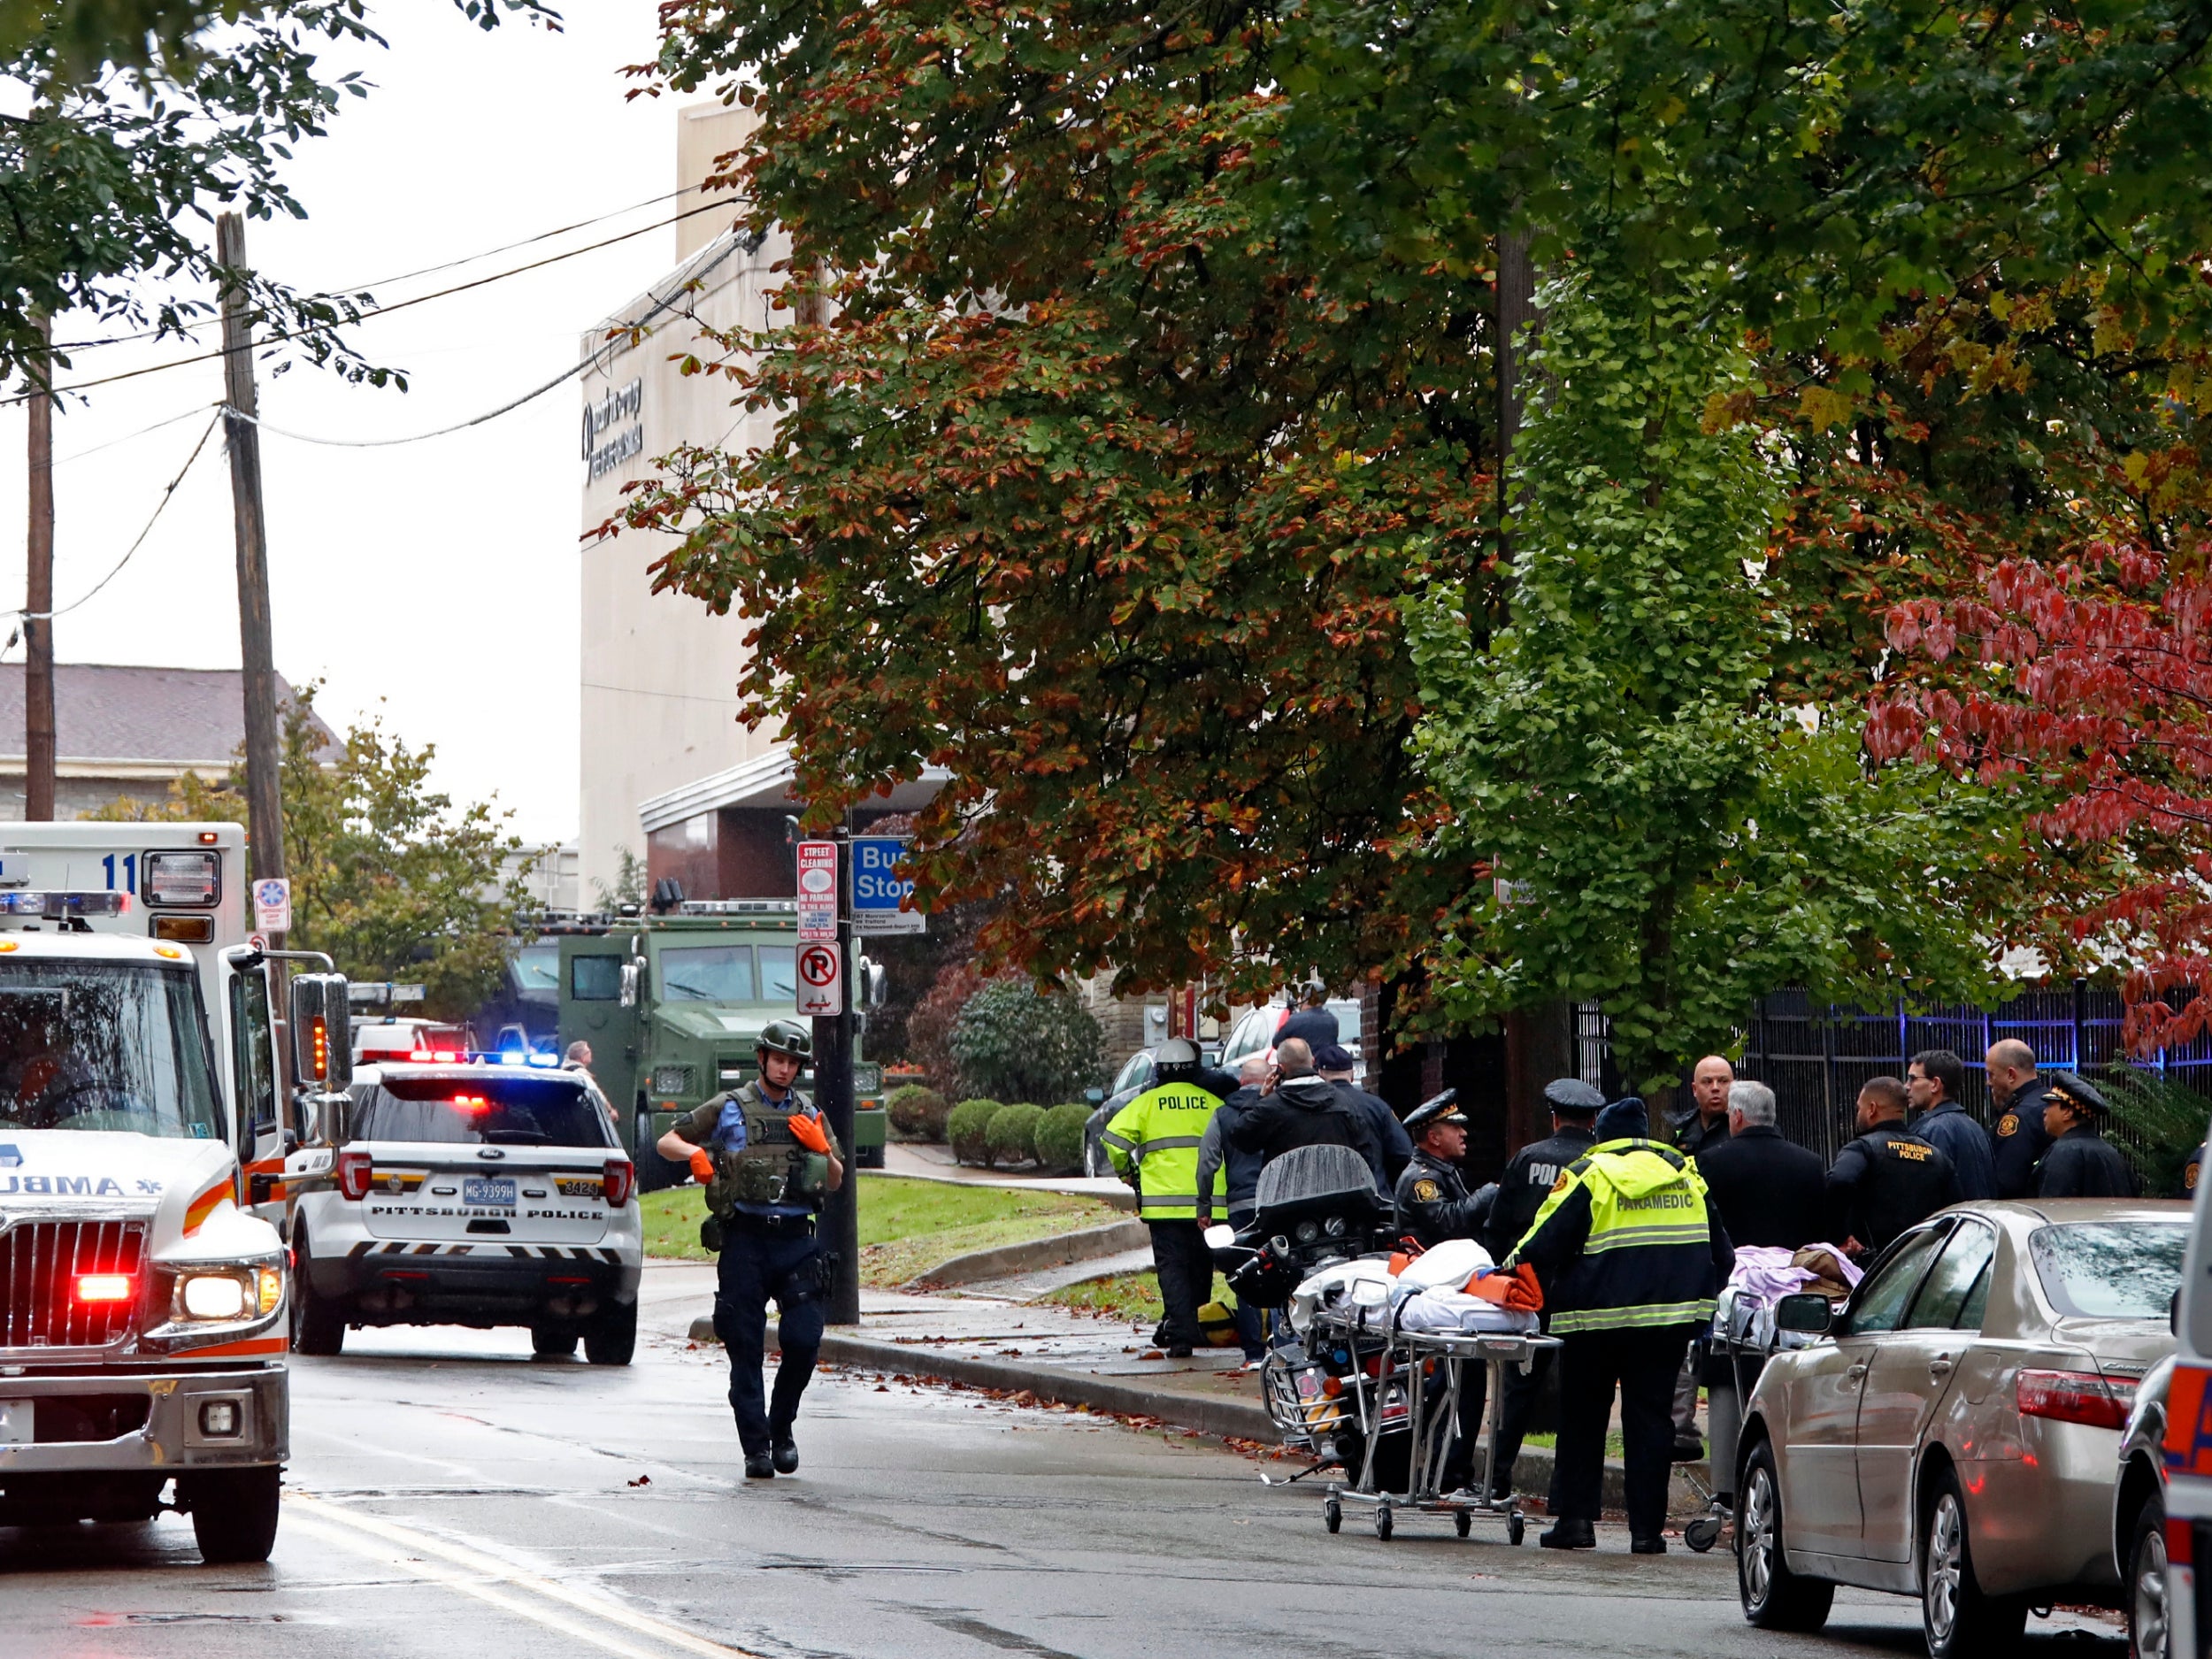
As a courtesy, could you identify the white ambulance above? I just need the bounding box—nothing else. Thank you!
[0,821,349,1563]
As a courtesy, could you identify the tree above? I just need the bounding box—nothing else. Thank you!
[590,846,645,911]
[947,979,1103,1104]
[94,685,530,1018]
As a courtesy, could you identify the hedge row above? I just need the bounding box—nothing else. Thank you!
[947,1098,1095,1173]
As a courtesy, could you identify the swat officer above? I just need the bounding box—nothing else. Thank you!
[2035,1071,2140,1197]
[657,1019,843,1481]
[1394,1091,1487,1248]
[1826,1075,1959,1256]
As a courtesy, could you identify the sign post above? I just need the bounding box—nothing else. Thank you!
[803,829,860,1325]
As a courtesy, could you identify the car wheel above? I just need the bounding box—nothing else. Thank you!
[1923,1466,2028,1659]
[585,1300,637,1366]
[185,1465,281,1563]
[2131,1490,2172,1659]
[290,1233,345,1357]
[1737,1438,1834,1632]
[531,1322,579,1358]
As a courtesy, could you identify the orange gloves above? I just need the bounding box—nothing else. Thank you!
[1466,1263,1544,1312]
[787,1111,832,1156]
[688,1148,717,1185]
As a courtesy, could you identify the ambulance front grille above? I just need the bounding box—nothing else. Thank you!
[0,1219,146,1349]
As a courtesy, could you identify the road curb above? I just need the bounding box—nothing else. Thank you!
[903,1219,1151,1289]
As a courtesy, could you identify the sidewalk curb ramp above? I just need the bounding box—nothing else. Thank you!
[902,1219,1151,1289]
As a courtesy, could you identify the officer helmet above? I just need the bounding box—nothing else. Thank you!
[757,1019,813,1062]
[1154,1037,1201,1079]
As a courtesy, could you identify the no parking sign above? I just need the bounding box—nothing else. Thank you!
[795,940,842,1017]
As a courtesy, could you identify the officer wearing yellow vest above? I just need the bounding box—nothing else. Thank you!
[1101,1038,1220,1357]
[1507,1097,1734,1555]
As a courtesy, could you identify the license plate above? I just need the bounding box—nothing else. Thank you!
[462,1178,516,1208]
[0,1400,30,1445]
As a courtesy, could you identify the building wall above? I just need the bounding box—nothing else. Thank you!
[0,772,191,821]
[577,100,791,902]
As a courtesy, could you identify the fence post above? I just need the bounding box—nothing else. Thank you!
[1821,1004,1837,1161]
[2072,977,2088,1071]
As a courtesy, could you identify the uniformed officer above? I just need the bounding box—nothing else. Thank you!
[1101,1038,1221,1357]
[657,1019,843,1480]
[1826,1075,1959,1256]
[1393,1090,1488,1248]
[2186,1140,2205,1201]
[2034,1071,2140,1198]
[1986,1038,2057,1200]
[1508,1097,1734,1554]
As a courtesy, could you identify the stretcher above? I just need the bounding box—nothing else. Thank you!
[1678,1285,1822,1552]
[1263,1304,1559,1543]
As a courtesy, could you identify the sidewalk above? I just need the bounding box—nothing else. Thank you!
[880,1141,1135,1208]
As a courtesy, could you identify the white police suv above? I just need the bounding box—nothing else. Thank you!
[284,1060,643,1363]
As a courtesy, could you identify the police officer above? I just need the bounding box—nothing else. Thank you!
[1101,1038,1221,1357]
[1393,1091,1487,1246]
[2034,1071,2140,1197]
[2186,1140,2205,1201]
[657,1019,843,1480]
[1985,1038,2056,1200]
[1906,1048,1997,1201]
[1826,1075,1959,1257]
[1508,1097,1735,1554]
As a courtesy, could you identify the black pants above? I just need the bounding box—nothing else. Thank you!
[1148,1220,1210,1348]
[1494,1341,1554,1496]
[1552,1326,1693,1539]
[712,1221,826,1455]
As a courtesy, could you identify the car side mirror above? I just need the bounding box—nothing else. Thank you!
[619,959,642,1009]
[1086,1087,1104,1105]
[288,972,352,1093]
[1775,1293,1833,1335]
[295,1088,353,1149]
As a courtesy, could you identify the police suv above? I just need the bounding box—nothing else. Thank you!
[286,1060,643,1363]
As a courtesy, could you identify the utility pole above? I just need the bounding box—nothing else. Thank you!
[23,314,54,821]
[217,211,287,931]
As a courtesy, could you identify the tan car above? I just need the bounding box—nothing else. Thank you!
[1735,1199,2187,1659]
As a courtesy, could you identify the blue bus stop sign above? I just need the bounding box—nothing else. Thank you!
[851,837,923,933]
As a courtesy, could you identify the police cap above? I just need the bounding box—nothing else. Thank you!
[1312,1042,1357,1071]
[1543,1078,1605,1115]
[2043,1069,2110,1117]
[1404,1089,1469,1136]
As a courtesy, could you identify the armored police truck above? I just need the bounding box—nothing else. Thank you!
[554,903,886,1188]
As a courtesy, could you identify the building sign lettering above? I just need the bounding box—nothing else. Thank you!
[583,378,644,481]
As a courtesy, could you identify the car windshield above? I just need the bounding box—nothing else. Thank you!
[2028,1222,2188,1319]
[0,962,221,1140]
[353,1075,614,1148]
[512,944,558,995]
[658,946,755,1002]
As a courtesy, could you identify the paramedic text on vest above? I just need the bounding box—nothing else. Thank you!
[657,1018,845,1481]
[1509,1097,1735,1555]
[1101,1038,1221,1357]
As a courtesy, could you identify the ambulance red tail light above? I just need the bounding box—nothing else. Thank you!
[335,1149,373,1201]
[603,1159,635,1208]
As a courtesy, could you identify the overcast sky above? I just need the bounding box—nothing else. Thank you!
[0,1,697,843]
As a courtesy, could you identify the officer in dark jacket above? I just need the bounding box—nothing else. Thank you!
[1318,1043,1412,1187]
[1986,1039,2057,1200]
[1692,1080,1826,1249]
[1225,1038,1379,1179]
[1827,1075,1960,1256]
[1906,1048,1997,1201]
[2186,1141,2205,1201]
[1273,984,1339,1051]
[1672,1056,1735,1158]
[1394,1091,1488,1247]
[2035,1071,2141,1198]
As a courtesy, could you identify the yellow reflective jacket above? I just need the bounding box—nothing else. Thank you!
[1509,1139,1731,1335]
[1102,1081,1220,1220]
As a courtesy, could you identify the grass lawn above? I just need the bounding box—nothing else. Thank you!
[641,1174,1118,1287]
[1043,1269,1240,1329]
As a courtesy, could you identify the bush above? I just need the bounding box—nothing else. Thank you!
[2103,1068,2212,1197]
[886,1084,950,1142]
[1033,1102,1091,1174]
[947,1099,1002,1166]
[986,1102,1046,1168]
[949,979,1105,1104]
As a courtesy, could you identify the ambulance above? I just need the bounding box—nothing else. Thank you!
[0,821,349,1563]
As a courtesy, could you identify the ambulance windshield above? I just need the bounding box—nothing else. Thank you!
[0,962,222,1140]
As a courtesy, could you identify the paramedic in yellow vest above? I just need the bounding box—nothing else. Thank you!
[1101,1038,1220,1357]
[1507,1097,1735,1555]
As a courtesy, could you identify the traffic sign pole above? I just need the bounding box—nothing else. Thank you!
[813,827,860,1325]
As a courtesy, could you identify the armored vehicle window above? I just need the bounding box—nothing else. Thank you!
[659,946,755,1002]
[570,955,622,1002]
[351,1074,615,1148]
[0,962,221,1141]
[757,946,796,1002]
[513,944,559,995]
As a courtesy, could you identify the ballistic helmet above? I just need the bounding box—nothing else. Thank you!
[757,1019,813,1062]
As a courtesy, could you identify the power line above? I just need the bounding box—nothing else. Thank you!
[10,411,222,622]
[53,401,219,465]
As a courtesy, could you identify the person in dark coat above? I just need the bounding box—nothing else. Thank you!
[1225,1038,1379,1177]
[2035,1071,2141,1198]
[1827,1076,1961,1256]
[1906,1048,1998,1202]
[1672,1055,1735,1157]
[1393,1092,1490,1247]
[1273,985,1339,1051]
[1194,1054,1272,1362]
[1317,1043,1412,1186]
[1986,1039,2057,1200]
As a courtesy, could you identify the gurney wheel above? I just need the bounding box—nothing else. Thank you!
[1508,1512,1526,1546]
[1374,1502,1393,1541]
[1454,1510,1471,1539]
[1685,1514,1724,1554]
[1323,1495,1341,1534]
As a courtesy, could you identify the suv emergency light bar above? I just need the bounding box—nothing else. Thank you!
[0,891,130,918]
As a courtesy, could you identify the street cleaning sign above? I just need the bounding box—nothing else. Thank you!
[851,836,923,935]
[795,839,838,941]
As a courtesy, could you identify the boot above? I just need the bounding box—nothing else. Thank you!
[1632,1534,1668,1555]
[772,1433,799,1475]
[743,1453,775,1480]
[1539,1518,1596,1550]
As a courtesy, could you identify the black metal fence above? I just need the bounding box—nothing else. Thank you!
[1575,983,2212,1165]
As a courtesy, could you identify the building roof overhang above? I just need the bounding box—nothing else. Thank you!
[637,744,949,833]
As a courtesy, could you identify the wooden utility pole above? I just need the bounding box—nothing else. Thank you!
[217,211,287,918]
[24,314,54,821]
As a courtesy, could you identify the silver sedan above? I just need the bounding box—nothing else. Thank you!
[1735,1199,2186,1659]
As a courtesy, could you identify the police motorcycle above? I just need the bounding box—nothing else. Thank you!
[1206,1141,1418,1488]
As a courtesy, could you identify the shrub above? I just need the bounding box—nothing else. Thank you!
[908,963,987,1098]
[986,1102,1046,1168]
[886,1084,950,1142]
[1033,1102,1091,1174]
[947,1098,1002,1166]
[949,979,1105,1104]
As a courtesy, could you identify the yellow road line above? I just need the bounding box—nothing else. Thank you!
[287,1491,763,1659]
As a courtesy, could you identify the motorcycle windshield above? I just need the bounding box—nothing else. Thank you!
[1252,1143,1376,1212]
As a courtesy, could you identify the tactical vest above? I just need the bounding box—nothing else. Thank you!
[706,1082,832,1214]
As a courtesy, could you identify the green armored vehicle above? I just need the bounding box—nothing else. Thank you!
[551,905,887,1188]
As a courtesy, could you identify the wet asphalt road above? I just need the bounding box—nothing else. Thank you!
[0,1309,2126,1659]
